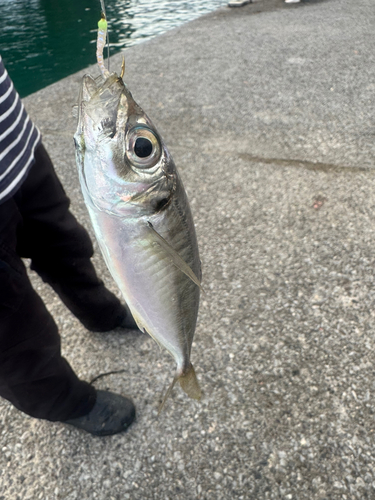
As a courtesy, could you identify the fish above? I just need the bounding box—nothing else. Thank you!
[73,15,202,410]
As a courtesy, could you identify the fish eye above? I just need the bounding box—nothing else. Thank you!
[134,137,153,158]
[126,127,161,169]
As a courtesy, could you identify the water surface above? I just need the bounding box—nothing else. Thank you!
[0,0,226,97]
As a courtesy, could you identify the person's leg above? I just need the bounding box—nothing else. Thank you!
[0,196,135,434]
[0,197,96,421]
[14,144,135,332]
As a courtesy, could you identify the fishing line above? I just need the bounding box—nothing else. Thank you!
[99,0,110,72]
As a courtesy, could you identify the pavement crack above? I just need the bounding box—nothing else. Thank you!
[90,369,127,385]
[238,153,370,173]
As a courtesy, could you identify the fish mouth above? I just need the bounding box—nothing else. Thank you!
[76,72,144,145]
[80,73,124,104]
[77,74,125,134]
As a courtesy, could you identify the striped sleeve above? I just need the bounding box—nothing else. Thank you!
[0,55,41,204]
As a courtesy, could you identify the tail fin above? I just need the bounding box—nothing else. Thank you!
[158,365,202,414]
[179,364,202,401]
[158,376,178,415]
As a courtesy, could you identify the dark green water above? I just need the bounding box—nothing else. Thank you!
[0,0,225,98]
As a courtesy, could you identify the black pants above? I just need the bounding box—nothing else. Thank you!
[0,144,125,422]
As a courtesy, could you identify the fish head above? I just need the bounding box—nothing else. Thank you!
[74,73,175,217]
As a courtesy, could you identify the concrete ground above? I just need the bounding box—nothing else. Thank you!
[1,0,375,498]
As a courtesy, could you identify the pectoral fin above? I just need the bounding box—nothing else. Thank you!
[147,222,203,292]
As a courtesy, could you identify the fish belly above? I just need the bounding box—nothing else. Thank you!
[87,201,200,374]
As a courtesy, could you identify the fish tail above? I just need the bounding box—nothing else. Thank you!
[158,376,178,415]
[178,364,202,401]
[158,365,201,415]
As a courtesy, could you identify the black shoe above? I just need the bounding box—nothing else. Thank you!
[63,390,136,436]
[89,306,140,333]
[117,308,139,330]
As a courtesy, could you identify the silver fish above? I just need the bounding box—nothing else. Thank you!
[74,67,202,408]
